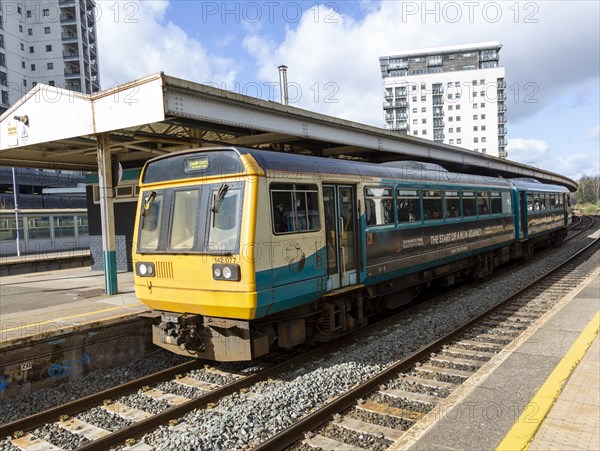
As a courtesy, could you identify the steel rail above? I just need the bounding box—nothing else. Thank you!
[253,231,599,451]
[0,359,207,438]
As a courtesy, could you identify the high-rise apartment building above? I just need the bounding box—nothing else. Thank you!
[379,42,507,158]
[0,0,100,114]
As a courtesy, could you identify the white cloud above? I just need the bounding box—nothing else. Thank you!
[243,1,599,125]
[506,138,550,166]
[96,1,237,88]
[587,125,600,141]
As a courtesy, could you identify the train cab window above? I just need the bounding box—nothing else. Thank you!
[139,192,164,251]
[490,192,503,214]
[365,187,394,225]
[209,187,242,252]
[463,191,476,217]
[477,191,490,215]
[444,191,461,218]
[169,189,199,250]
[396,188,421,223]
[271,184,320,234]
[423,189,442,221]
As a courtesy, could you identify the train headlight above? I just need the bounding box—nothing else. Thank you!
[136,262,155,277]
[212,264,240,281]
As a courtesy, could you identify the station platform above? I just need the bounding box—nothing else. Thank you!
[0,267,146,346]
[391,270,600,451]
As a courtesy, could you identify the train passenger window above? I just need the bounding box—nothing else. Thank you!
[139,193,164,251]
[270,184,320,234]
[463,191,476,217]
[502,192,512,213]
[527,193,534,211]
[27,216,51,239]
[423,189,442,221]
[533,193,541,211]
[53,216,76,238]
[365,187,394,225]
[539,193,548,210]
[169,189,198,250]
[396,188,421,223]
[444,191,461,218]
[477,192,490,215]
[490,192,502,214]
[549,193,556,209]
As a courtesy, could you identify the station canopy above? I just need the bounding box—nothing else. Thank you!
[0,72,576,191]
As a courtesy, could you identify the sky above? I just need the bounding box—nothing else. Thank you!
[95,0,599,182]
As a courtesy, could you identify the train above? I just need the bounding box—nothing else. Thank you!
[132,147,570,361]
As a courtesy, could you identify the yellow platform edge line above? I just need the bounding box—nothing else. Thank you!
[496,309,600,451]
[0,302,144,333]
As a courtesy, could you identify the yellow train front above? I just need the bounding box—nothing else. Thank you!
[133,147,326,361]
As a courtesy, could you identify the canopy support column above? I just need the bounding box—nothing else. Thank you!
[97,132,118,294]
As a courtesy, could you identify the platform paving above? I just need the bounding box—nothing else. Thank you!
[0,267,146,345]
[390,271,599,451]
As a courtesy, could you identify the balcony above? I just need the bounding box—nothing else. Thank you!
[61,31,78,42]
[395,93,407,100]
[433,121,444,128]
[497,79,506,89]
[498,138,507,147]
[433,110,444,117]
[60,14,76,23]
[498,115,506,124]
[497,92,507,101]
[383,102,394,110]
[63,50,80,60]
[498,127,507,135]
[498,103,507,113]
[64,69,81,79]
[498,150,508,159]
[395,100,408,108]
[389,63,408,70]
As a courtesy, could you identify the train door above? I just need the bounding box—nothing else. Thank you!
[323,185,358,291]
[519,191,528,238]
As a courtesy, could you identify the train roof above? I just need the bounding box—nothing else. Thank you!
[509,178,570,193]
[142,147,547,190]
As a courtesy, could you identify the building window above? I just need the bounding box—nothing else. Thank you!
[448,105,453,110]
[449,128,454,133]
[29,46,34,53]
[412,85,417,91]
[482,148,486,154]
[421,96,426,101]
[481,125,486,131]
[456,127,461,132]
[422,118,426,124]
[0,53,4,67]
[463,65,475,70]
[474,126,478,131]
[412,96,417,102]
[20,43,25,51]
[480,79,485,84]
[473,103,478,108]
[455,82,460,87]
[481,114,486,120]
[46,45,52,52]
[456,105,461,110]
[449,139,454,144]
[30,64,35,71]
[28,28,32,36]
[474,137,479,143]
[448,93,453,99]
[1,91,8,104]
[449,117,453,122]
[0,35,3,48]
[422,130,427,135]
[49,80,55,86]
[421,107,426,113]
[23,79,27,86]
[473,92,478,97]
[412,108,417,113]
[19,25,23,33]
[27,10,32,18]
[480,103,485,108]
[32,81,37,87]
[481,137,486,143]
[47,62,53,70]
[45,27,51,34]
[456,116,461,121]
[43,8,50,16]
[421,83,426,90]
[21,61,25,68]
[455,93,461,99]
[457,139,462,144]
[413,131,418,136]
[473,115,478,120]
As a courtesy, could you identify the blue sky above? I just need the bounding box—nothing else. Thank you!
[96,1,599,182]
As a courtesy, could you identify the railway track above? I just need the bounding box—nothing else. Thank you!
[255,216,599,450]
[1,217,596,450]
